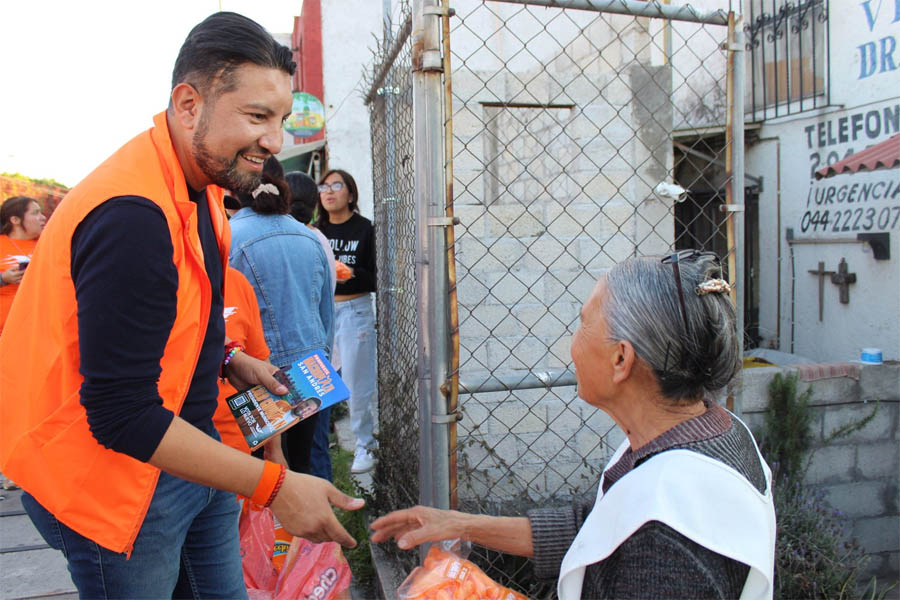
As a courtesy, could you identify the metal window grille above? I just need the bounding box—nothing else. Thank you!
[366,1,745,594]
[744,0,830,121]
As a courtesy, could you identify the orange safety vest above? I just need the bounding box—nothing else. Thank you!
[0,111,230,555]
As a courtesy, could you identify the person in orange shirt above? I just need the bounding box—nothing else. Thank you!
[0,196,47,332]
[214,266,284,457]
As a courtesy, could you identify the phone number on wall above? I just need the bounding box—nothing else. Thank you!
[800,205,900,233]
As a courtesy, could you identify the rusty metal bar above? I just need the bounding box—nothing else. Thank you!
[440,0,461,512]
[364,13,413,105]
[488,0,728,25]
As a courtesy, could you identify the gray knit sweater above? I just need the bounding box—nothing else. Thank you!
[528,404,767,599]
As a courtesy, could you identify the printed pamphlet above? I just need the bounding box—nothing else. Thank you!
[227,349,349,449]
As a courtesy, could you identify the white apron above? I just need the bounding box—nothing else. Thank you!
[557,420,776,600]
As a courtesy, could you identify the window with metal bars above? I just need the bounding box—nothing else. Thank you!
[745,0,829,120]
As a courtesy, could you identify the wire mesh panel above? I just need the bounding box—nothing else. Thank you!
[445,1,734,594]
[366,6,421,535]
[367,0,738,595]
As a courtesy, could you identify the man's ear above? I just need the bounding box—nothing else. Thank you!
[611,339,636,384]
[170,82,203,130]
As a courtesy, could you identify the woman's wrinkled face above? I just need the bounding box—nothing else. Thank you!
[320,173,351,215]
[571,277,616,407]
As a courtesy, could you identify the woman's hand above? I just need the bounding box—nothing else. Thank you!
[225,352,287,395]
[371,507,535,557]
[1,266,25,286]
[370,505,468,550]
[270,471,364,547]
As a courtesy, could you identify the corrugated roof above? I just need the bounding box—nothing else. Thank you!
[815,133,900,179]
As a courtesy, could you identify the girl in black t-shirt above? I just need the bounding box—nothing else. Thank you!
[316,169,378,474]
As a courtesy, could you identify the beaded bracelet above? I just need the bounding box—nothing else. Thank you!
[221,341,245,378]
[264,465,288,507]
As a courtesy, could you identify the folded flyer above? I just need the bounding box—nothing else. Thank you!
[226,349,349,449]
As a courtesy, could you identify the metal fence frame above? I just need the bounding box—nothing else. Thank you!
[366,0,746,590]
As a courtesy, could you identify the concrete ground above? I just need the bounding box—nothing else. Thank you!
[0,481,77,599]
[0,416,374,600]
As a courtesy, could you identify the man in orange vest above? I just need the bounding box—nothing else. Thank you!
[0,12,362,598]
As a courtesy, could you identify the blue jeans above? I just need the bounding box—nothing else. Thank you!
[334,295,378,451]
[309,406,333,481]
[23,470,246,599]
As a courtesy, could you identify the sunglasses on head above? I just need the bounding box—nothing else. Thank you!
[660,250,720,367]
[317,182,344,193]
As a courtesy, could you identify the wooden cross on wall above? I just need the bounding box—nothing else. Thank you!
[808,261,834,321]
[808,258,857,321]
[830,257,856,304]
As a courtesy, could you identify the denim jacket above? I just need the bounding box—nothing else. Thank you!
[229,208,334,368]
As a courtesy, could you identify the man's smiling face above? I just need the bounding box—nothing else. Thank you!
[191,63,293,193]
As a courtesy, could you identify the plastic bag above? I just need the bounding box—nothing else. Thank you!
[239,502,352,599]
[398,541,531,600]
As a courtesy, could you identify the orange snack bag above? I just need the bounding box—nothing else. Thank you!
[335,261,352,282]
[398,545,531,600]
[271,514,292,573]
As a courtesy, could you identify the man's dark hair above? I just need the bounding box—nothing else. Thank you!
[236,157,291,215]
[285,171,318,224]
[171,12,296,98]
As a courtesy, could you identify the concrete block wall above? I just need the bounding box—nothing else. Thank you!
[741,364,900,585]
[450,0,707,511]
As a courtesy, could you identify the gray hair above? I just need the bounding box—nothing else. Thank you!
[603,254,740,403]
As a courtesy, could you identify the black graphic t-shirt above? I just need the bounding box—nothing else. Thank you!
[322,213,376,295]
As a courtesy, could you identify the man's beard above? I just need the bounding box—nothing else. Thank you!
[192,112,265,193]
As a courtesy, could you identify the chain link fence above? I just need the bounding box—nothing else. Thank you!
[367,1,741,595]
[366,3,420,522]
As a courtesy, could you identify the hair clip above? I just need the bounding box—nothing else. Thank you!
[696,278,732,295]
[251,183,280,199]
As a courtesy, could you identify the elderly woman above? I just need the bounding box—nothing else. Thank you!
[370,251,775,599]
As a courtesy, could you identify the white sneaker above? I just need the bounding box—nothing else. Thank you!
[350,448,376,474]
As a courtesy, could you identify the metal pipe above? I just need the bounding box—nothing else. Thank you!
[459,370,577,395]
[725,12,737,306]
[365,13,413,105]
[755,137,782,349]
[412,0,450,512]
[441,0,461,512]
[786,237,866,246]
[672,141,763,190]
[724,11,737,415]
[732,17,746,418]
[488,0,728,24]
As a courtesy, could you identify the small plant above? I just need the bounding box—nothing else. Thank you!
[757,372,879,599]
[757,371,814,485]
[330,444,375,590]
[772,479,868,598]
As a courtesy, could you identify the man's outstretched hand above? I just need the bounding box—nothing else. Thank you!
[271,472,365,548]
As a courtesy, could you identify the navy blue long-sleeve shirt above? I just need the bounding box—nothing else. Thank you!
[71,187,224,462]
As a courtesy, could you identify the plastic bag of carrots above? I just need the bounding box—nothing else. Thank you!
[335,261,352,282]
[398,543,531,600]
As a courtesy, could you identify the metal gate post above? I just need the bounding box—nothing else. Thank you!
[732,17,746,418]
[412,0,451,511]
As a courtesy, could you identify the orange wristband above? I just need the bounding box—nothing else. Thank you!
[250,460,283,506]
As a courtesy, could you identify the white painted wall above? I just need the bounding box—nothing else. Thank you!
[747,1,900,362]
[320,0,384,220]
